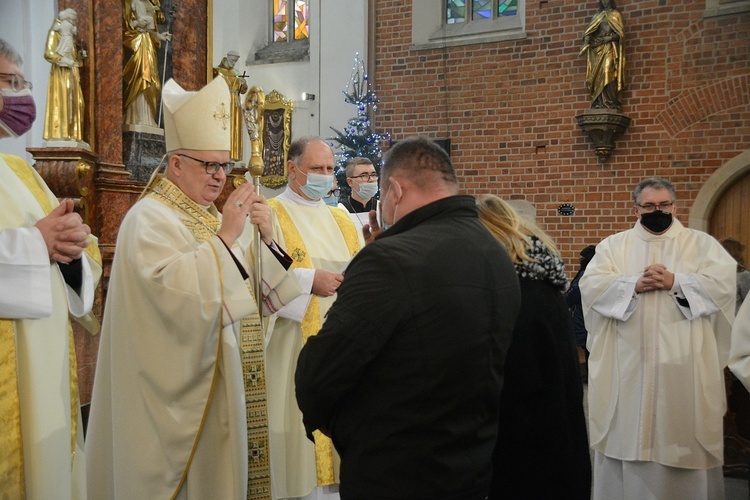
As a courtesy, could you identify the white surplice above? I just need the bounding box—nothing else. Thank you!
[85,185,301,500]
[580,219,735,498]
[266,188,363,499]
[0,153,100,500]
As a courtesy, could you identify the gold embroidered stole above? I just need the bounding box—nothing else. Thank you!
[0,154,91,498]
[267,198,360,486]
[146,177,272,499]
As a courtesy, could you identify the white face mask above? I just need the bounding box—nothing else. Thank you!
[355,181,378,201]
[378,187,398,231]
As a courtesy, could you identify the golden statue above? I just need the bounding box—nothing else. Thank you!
[243,85,265,177]
[580,0,625,111]
[244,85,265,143]
[123,0,171,129]
[43,8,86,143]
[213,51,248,162]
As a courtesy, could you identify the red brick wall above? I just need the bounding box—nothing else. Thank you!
[372,1,750,275]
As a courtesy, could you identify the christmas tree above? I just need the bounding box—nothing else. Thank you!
[330,53,389,200]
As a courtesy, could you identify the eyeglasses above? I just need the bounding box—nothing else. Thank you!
[177,153,235,175]
[636,201,673,212]
[349,173,378,182]
[0,72,32,91]
[326,188,340,198]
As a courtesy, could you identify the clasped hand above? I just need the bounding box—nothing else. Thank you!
[34,199,90,263]
[635,263,675,293]
[218,181,273,246]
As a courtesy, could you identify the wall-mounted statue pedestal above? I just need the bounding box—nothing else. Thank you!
[27,146,98,224]
[123,129,166,182]
[576,109,631,162]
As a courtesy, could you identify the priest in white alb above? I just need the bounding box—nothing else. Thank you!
[266,137,363,499]
[1,37,101,500]
[85,76,302,499]
[580,177,736,500]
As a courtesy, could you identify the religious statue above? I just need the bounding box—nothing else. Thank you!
[244,85,265,142]
[580,0,625,111]
[43,8,86,143]
[123,0,171,130]
[213,51,248,162]
[243,85,265,179]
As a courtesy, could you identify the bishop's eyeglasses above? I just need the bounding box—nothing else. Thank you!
[177,153,235,175]
[636,201,673,212]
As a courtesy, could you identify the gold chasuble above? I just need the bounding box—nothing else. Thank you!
[0,154,101,499]
[267,198,360,486]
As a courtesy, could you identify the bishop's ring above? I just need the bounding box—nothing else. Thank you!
[235,201,243,208]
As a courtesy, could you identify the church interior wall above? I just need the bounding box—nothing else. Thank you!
[373,0,750,273]
[213,0,368,147]
[3,0,748,404]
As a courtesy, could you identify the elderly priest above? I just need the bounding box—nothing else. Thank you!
[86,77,301,499]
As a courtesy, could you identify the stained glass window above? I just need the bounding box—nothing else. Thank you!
[498,0,517,16]
[273,0,308,42]
[446,0,466,24]
[473,0,492,20]
[447,0,516,24]
[294,1,309,40]
[273,0,288,42]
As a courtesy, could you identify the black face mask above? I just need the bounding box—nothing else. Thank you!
[640,210,673,233]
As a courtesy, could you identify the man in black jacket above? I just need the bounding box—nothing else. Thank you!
[295,137,521,500]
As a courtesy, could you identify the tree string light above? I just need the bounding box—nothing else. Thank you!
[329,53,390,200]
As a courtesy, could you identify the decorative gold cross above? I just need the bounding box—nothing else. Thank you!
[245,364,261,387]
[291,248,306,262]
[213,103,230,130]
[248,440,266,463]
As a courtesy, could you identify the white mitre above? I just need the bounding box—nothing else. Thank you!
[162,77,232,152]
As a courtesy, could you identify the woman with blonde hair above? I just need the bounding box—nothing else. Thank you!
[476,194,591,499]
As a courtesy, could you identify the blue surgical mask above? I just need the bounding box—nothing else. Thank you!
[300,172,335,200]
[323,193,339,206]
[378,188,396,232]
[355,182,378,201]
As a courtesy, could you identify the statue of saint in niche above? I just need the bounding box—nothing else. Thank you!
[580,0,625,111]
[123,0,171,130]
[43,8,86,143]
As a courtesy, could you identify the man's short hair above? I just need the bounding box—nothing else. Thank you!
[288,137,329,164]
[633,178,676,203]
[381,137,458,189]
[0,38,23,67]
[345,157,374,177]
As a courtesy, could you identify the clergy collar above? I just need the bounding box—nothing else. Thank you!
[278,186,324,207]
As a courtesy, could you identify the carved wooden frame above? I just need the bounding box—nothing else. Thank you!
[259,89,294,189]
